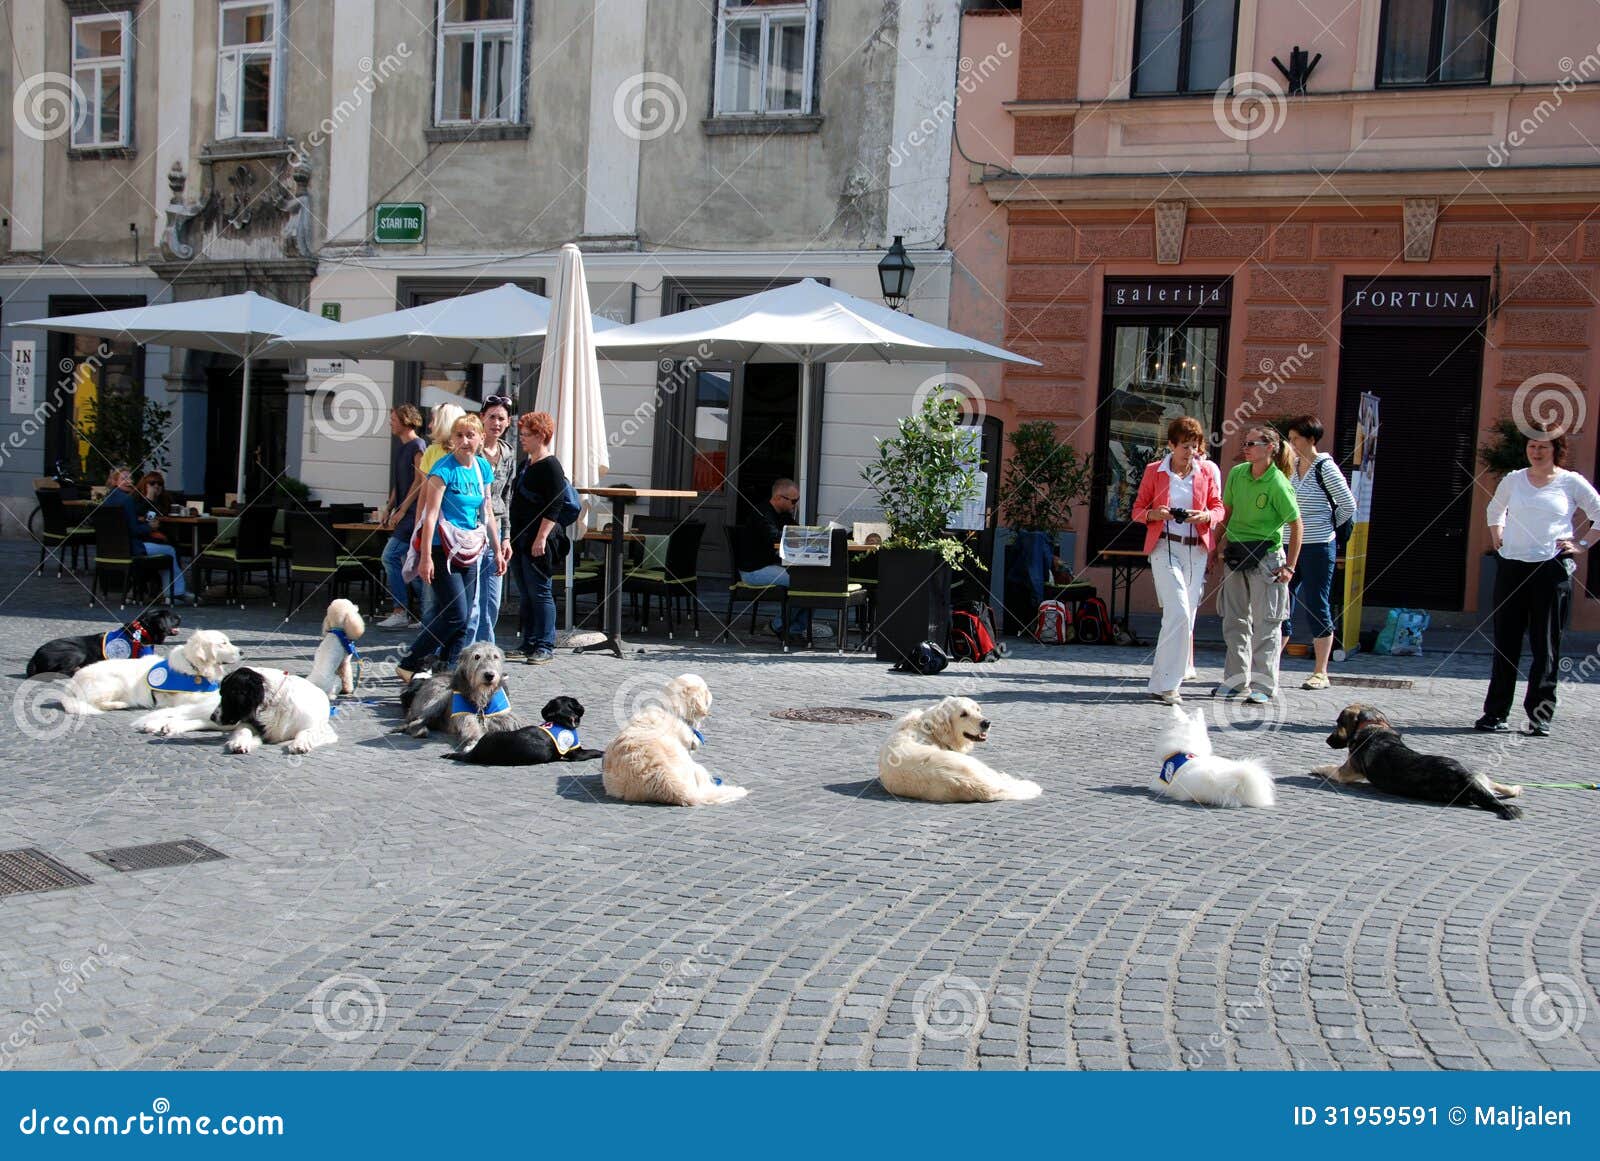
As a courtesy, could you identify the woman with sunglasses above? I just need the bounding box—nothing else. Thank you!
[1210,425,1302,705]
[466,394,517,645]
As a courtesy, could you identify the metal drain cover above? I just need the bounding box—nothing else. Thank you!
[87,838,226,873]
[770,707,895,724]
[0,848,93,896]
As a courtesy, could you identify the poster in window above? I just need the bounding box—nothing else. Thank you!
[10,341,35,414]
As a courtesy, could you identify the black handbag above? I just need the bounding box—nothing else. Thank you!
[893,640,951,675]
[1223,539,1274,570]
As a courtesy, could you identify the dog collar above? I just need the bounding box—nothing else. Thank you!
[692,727,705,745]
[102,623,150,660]
[537,721,580,754]
[328,627,360,659]
[1160,751,1195,784]
[451,688,512,720]
[146,659,219,694]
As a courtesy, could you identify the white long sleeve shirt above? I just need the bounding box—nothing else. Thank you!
[1486,468,1600,562]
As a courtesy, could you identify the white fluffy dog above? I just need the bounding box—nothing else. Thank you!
[601,674,746,805]
[878,696,1042,803]
[211,666,336,754]
[59,629,240,722]
[310,598,365,697]
[1152,705,1275,808]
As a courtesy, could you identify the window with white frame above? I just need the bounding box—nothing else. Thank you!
[715,0,818,117]
[216,0,281,138]
[71,12,132,148]
[435,0,524,125]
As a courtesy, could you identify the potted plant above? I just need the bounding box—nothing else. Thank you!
[861,395,981,664]
[997,421,1092,633]
[73,393,173,483]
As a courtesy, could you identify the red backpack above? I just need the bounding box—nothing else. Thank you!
[1073,596,1111,645]
[1033,599,1071,645]
[948,604,1005,662]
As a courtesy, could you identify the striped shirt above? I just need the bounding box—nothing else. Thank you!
[1292,453,1357,545]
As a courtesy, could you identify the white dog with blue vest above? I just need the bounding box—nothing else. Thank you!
[58,629,240,726]
[1153,705,1275,808]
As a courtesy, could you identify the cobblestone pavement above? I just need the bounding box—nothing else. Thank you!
[0,544,1596,1071]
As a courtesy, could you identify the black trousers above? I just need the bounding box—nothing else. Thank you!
[1483,555,1572,724]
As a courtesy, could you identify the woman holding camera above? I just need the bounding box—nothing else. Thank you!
[1478,424,1599,736]
[1211,425,1302,704]
[1133,417,1226,704]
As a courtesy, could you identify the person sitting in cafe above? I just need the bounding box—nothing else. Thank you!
[135,470,174,547]
[104,466,194,605]
[735,478,828,641]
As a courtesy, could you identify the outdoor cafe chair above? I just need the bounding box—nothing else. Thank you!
[34,487,95,576]
[90,507,170,609]
[623,520,704,639]
[780,528,867,654]
[197,506,278,606]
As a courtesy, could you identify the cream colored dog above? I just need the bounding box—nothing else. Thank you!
[59,629,240,719]
[601,674,747,805]
[310,598,365,697]
[878,696,1042,803]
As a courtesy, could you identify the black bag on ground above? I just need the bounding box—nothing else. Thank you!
[893,640,950,675]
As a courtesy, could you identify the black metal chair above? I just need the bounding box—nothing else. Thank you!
[283,511,365,610]
[549,536,606,627]
[90,507,171,608]
[623,520,704,639]
[718,526,787,644]
[848,543,880,636]
[782,528,869,653]
[35,489,95,576]
[197,506,278,606]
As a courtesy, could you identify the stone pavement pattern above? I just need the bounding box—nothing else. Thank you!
[0,544,1596,1070]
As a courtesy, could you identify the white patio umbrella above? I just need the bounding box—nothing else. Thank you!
[266,281,619,367]
[537,245,610,631]
[12,291,334,504]
[593,278,1039,520]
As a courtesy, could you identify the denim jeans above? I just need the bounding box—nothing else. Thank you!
[739,564,809,633]
[381,534,422,613]
[403,545,480,668]
[467,566,503,644]
[139,541,186,598]
[1286,538,1337,640]
[511,550,555,652]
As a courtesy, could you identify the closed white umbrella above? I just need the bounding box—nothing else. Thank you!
[537,245,610,631]
[593,278,1038,520]
[13,291,334,503]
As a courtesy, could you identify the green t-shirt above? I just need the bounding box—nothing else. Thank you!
[1223,461,1300,550]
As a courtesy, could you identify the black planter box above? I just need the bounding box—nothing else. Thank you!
[876,548,952,665]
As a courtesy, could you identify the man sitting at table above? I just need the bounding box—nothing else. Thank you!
[104,466,195,605]
[734,478,829,641]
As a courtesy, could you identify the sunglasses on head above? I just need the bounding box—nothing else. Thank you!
[483,394,515,411]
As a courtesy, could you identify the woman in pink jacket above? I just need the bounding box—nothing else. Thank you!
[1131,416,1227,703]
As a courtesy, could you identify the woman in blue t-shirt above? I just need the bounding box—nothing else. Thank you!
[397,414,508,680]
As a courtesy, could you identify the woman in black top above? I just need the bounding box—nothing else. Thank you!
[509,411,568,665]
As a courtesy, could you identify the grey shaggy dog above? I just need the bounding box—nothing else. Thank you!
[396,642,521,751]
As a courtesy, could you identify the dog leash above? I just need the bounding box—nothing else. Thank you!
[328,627,366,688]
[1516,782,1599,791]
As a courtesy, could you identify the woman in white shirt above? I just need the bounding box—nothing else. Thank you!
[1478,425,1600,736]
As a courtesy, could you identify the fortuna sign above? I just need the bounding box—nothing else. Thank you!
[373,203,426,244]
[1342,277,1488,325]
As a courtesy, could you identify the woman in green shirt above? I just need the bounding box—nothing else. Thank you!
[1210,425,1302,704]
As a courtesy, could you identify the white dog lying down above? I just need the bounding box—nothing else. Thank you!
[878,696,1042,802]
[211,666,336,754]
[1152,705,1274,809]
[59,630,239,724]
[601,674,746,805]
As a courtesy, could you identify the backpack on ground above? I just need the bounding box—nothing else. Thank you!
[1074,596,1112,645]
[948,603,1006,662]
[892,640,951,676]
[1034,599,1071,645]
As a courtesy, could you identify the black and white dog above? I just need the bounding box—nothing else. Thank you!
[27,610,182,678]
[398,643,521,750]
[1319,703,1524,820]
[443,696,603,765]
[212,666,336,755]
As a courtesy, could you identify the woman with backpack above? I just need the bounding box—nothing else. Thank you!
[1285,416,1357,690]
[509,410,572,666]
[1132,417,1225,704]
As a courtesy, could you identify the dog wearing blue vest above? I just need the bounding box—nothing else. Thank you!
[59,629,239,725]
[309,598,366,698]
[398,642,521,750]
[443,696,602,765]
[1152,705,1274,808]
[27,608,183,678]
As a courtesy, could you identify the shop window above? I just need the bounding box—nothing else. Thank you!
[1131,0,1238,96]
[71,12,132,149]
[435,0,525,125]
[715,0,818,117]
[1378,0,1497,87]
[217,0,281,138]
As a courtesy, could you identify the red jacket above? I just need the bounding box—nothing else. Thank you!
[1131,457,1225,555]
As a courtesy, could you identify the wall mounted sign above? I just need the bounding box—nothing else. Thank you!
[1343,278,1488,326]
[1104,277,1231,315]
[9,340,35,414]
[373,204,426,245]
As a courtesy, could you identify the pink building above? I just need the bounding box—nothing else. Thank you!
[950,0,1600,629]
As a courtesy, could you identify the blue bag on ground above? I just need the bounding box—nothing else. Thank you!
[1374,608,1429,656]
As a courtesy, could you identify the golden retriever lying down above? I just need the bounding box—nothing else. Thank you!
[601,674,747,806]
[878,696,1042,803]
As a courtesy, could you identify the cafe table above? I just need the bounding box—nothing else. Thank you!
[575,487,698,658]
[157,514,222,558]
[1088,547,1151,645]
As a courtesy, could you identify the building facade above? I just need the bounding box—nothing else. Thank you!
[950,0,1600,629]
[3,0,963,565]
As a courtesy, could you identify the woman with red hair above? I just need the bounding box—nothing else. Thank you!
[508,411,570,665]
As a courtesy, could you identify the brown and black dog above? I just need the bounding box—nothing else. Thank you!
[1318,703,1523,820]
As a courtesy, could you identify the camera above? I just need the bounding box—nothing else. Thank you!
[1168,507,1191,523]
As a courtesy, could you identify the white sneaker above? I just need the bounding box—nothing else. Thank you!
[377,611,412,630]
